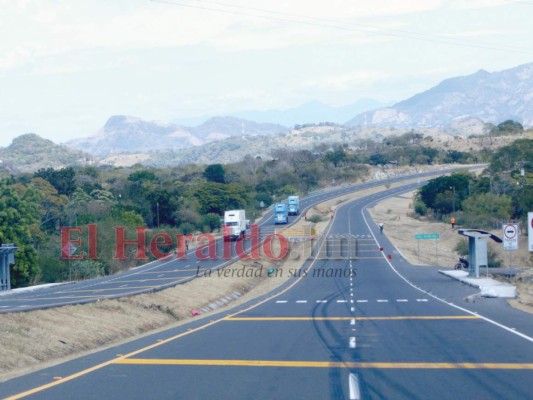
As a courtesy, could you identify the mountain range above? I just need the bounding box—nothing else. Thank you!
[3,62,533,171]
[173,99,388,127]
[347,63,533,130]
[66,116,286,157]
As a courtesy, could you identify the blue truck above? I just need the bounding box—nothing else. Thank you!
[274,203,289,224]
[287,195,300,216]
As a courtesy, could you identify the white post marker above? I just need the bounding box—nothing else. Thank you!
[527,212,533,252]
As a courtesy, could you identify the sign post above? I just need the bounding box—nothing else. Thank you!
[415,233,440,265]
[502,223,518,268]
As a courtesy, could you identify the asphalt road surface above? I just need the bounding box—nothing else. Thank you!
[1,173,532,400]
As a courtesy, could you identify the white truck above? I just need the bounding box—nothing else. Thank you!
[288,195,300,216]
[223,210,247,241]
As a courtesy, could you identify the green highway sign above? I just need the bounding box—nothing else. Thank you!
[415,233,440,240]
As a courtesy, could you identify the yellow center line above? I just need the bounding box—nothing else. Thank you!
[224,316,481,321]
[113,359,533,370]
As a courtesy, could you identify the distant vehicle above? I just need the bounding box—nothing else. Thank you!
[274,203,289,224]
[223,210,246,241]
[287,195,300,216]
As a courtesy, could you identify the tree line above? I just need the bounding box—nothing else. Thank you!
[415,139,532,230]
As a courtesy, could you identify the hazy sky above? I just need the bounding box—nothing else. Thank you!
[1,0,532,146]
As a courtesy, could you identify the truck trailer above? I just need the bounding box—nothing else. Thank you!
[287,195,300,216]
[223,210,247,241]
[274,203,289,225]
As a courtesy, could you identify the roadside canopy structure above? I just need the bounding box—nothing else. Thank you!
[457,229,502,278]
[0,243,17,291]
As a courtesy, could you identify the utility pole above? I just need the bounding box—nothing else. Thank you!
[450,186,456,213]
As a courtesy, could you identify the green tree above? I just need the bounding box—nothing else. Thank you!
[489,139,533,173]
[417,173,470,214]
[461,193,512,229]
[201,213,222,232]
[193,181,249,215]
[203,164,226,183]
[30,177,68,232]
[34,167,76,197]
[127,170,159,183]
[0,181,40,287]
[324,146,347,168]
[492,120,524,135]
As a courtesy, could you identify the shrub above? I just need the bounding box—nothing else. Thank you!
[307,215,323,223]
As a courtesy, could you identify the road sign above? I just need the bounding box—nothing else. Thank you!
[527,212,533,251]
[415,233,440,240]
[502,223,518,251]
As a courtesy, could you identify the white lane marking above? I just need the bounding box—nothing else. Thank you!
[350,307,355,312]
[119,284,128,288]
[183,265,191,269]
[316,300,327,303]
[377,299,388,303]
[349,337,356,348]
[416,299,428,302]
[356,300,368,303]
[349,373,361,400]
[350,319,356,325]
[275,300,287,304]
[157,274,165,278]
[196,261,201,264]
[397,299,408,302]
[296,300,307,303]
[337,300,347,303]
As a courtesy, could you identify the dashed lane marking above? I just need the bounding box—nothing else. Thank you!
[349,373,361,400]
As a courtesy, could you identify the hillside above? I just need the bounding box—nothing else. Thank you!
[66,115,287,157]
[109,125,532,168]
[0,134,96,174]
[347,63,533,131]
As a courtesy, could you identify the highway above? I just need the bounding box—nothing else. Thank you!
[1,174,532,399]
[0,168,459,314]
